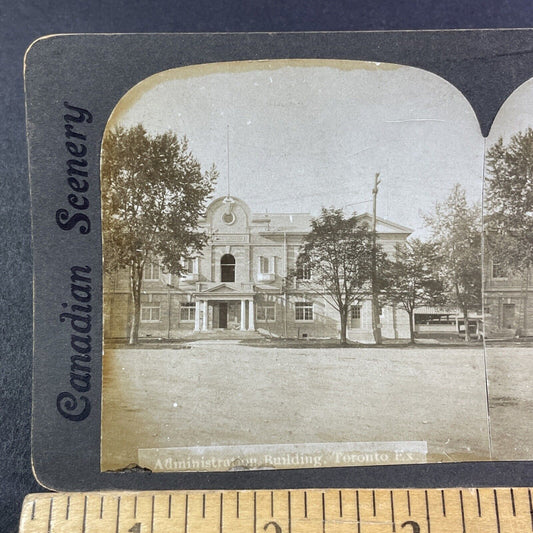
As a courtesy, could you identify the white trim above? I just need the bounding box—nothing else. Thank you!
[143,262,161,281]
[256,304,276,322]
[141,303,161,323]
[295,301,314,322]
[180,302,196,322]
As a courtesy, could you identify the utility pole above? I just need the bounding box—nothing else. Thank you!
[371,172,382,345]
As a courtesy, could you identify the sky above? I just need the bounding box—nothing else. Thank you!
[107,59,485,237]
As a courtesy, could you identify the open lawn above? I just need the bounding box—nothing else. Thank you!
[100,341,504,470]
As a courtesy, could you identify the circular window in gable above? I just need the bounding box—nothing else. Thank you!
[222,211,236,225]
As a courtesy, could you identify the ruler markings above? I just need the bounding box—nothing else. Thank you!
[82,495,88,533]
[322,492,326,533]
[355,491,361,533]
[529,489,533,531]
[151,494,155,533]
[115,495,121,533]
[185,494,189,533]
[253,492,257,533]
[47,497,53,533]
[459,490,466,533]
[424,490,431,533]
[493,489,501,533]
[288,491,292,533]
[390,490,396,533]
[220,492,224,533]
[21,488,533,532]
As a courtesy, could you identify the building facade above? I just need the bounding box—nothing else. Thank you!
[104,196,413,342]
[484,260,533,338]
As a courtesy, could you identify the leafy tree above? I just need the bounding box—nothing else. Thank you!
[424,185,482,341]
[101,124,217,344]
[384,239,445,342]
[485,128,533,271]
[295,208,386,344]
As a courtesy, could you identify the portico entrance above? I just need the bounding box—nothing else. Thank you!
[212,301,243,329]
[193,287,256,333]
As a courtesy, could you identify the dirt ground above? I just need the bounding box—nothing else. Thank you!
[486,345,533,460]
[100,341,505,471]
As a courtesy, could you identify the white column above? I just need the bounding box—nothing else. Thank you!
[202,300,208,331]
[240,299,247,330]
[248,299,255,331]
[194,300,201,331]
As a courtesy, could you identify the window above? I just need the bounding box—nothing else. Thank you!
[221,254,235,282]
[259,256,270,274]
[350,305,361,328]
[180,257,198,277]
[180,302,196,322]
[141,296,160,322]
[257,305,275,322]
[185,258,197,274]
[258,256,276,281]
[296,263,311,280]
[492,261,507,279]
[295,302,313,321]
[143,262,160,281]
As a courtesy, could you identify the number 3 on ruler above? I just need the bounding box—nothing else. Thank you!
[401,521,420,532]
[129,524,142,533]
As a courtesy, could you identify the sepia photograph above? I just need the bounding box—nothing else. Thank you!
[100,59,494,472]
[483,77,533,460]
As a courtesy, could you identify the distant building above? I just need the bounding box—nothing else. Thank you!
[104,196,413,342]
[484,260,533,337]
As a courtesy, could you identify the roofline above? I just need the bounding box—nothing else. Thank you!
[357,212,413,234]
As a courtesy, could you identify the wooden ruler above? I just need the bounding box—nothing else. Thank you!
[19,488,533,532]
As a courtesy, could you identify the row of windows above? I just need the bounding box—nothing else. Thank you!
[146,259,514,283]
[140,302,363,324]
[142,257,313,282]
[143,260,198,281]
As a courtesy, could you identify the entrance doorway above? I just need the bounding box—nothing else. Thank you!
[217,302,228,328]
[503,303,516,329]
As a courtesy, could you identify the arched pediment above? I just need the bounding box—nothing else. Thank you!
[205,196,251,232]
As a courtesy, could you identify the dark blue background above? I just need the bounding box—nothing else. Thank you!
[3,1,533,530]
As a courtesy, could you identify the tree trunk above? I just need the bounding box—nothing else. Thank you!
[463,306,470,343]
[372,294,382,345]
[129,261,143,345]
[340,310,348,345]
[408,309,416,343]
